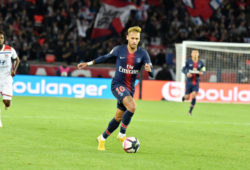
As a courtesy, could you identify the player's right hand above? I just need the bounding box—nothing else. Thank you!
[11,70,16,77]
[187,72,192,78]
[77,63,88,69]
[144,63,151,72]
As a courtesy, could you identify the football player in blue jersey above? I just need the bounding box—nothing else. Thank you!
[77,26,154,151]
[182,49,206,115]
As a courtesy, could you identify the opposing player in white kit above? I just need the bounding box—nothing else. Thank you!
[0,31,20,127]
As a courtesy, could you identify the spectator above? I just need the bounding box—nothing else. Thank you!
[77,18,89,38]
[155,64,173,81]
[18,56,30,75]
[0,0,249,67]
[62,42,74,64]
[153,49,166,66]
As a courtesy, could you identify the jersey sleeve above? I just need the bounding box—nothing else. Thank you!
[94,46,120,64]
[11,48,18,59]
[142,49,152,65]
[200,61,206,73]
[182,61,188,74]
[142,49,154,77]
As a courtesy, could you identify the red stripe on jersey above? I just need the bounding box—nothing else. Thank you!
[192,62,198,85]
[4,45,11,51]
[125,52,135,92]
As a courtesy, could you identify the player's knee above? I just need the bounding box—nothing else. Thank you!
[115,115,122,122]
[3,100,11,107]
[127,103,136,113]
[191,93,196,99]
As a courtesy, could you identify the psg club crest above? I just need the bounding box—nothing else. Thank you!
[136,58,141,63]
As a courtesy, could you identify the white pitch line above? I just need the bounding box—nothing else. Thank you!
[2,115,250,126]
[165,120,250,126]
[135,119,250,126]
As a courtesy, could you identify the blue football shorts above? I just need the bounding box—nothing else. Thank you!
[111,84,133,111]
[185,83,199,95]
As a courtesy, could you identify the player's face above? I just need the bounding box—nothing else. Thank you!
[0,34,4,46]
[127,32,140,50]
[191,50,199,62]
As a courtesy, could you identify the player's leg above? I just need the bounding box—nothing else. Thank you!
[97,84,127,150]
[109,84,135,141]
[101,108,125,140]
[182,83,191,101]
[0,82,2,127]
[0,103,2,128]
[188,85,198,115]
[182,94,190,101]
[118,95,136,141]
[3,99,11,109]
[0,76,13,127]
[2,76,13,110]
[0,98,12,127]
[97,108,124,151]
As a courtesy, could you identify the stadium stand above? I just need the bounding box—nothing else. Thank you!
[0,0,249,68]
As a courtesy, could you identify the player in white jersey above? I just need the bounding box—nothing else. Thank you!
[0,31,20,127]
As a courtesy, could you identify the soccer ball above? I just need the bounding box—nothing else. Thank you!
[123,137,140,153]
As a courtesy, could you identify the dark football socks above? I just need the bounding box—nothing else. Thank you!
[120,110,134,134]
[102,118,120,139]
[189,98,196,113]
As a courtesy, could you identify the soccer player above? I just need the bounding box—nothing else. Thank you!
[182,49,205,115]
[0,31,20,127]
[77,26,153,151]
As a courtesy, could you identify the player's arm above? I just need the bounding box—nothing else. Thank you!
[77,46,119,69]
[77,54,113,69]
[11,49,20,77]
[144,63,154,77]
[143,50,154,77]
[182,61,188,74]
[182,61,192,78]
[199,63,206,75]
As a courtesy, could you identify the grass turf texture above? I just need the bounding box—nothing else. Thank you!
[0,96,249,170]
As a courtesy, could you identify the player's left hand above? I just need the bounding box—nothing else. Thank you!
[77,62,88,69]
[11,71,16,77]
[144,63,151,72]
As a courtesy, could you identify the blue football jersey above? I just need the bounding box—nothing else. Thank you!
[94,45,153,93]
[182,58,205,85]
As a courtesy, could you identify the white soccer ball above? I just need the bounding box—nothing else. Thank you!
[123,137,140,153]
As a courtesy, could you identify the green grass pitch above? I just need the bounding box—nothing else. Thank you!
[0,96,249,170]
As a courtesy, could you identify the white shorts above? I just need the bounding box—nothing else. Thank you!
[0,76,13,100]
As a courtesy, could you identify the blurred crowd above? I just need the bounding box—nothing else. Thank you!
[0,0,250,67]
